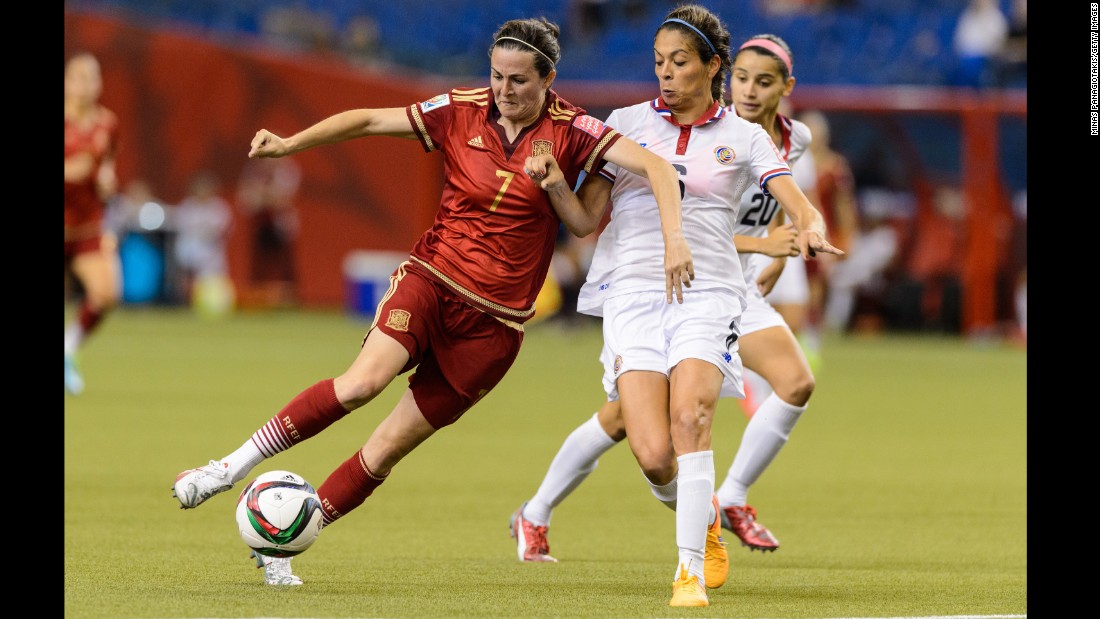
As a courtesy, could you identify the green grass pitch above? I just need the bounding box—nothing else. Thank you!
[64,307,1026,618]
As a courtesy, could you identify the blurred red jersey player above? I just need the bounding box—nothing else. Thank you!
[64,52,121,396]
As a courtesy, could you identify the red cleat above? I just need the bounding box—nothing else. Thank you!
[509,503,558,562]
[720,504,780,552]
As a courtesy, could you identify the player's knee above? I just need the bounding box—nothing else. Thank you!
[632,444,676,484]
[776,373,815,407]
[669,402,714,437]
[639,461,676,486]
[334,371,392,409]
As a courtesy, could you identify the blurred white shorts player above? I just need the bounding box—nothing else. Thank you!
[760,253,809,306]
[740,280,789,335]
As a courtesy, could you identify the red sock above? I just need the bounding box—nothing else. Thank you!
[316,450,387,525]
[78,301,104,335]
[249,379,349,457]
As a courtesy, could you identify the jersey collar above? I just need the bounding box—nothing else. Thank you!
[650,97,726,127]
[774,113,793,161]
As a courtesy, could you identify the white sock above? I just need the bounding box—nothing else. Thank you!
[223,440,266,484]
[716,393,805,507]
[674,450,713,586]
[64,322,84,356]
[643,474,716,521]
[524,413,619,527]
[646,473,678,511]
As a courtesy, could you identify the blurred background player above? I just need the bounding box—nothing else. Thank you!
[64,52,121,395]
[740,138,811,415]
[172,169,234,314]
[744,107,859,408]
[796,110,858,336]
[512,30,831,567]
[236,155,302,308]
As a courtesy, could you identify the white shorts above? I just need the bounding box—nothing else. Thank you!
[765,253,809,305]
[599,289,744,402]
[741,280,789,335]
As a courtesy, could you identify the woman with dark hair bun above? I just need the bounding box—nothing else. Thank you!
[171,16,694,587]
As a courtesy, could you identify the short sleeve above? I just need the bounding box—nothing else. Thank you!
[406,92,454,153]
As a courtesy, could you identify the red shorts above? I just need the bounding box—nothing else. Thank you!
[64,235,103,262]
[369,262,524,429]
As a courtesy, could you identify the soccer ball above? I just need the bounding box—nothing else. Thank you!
[235,470,323,558]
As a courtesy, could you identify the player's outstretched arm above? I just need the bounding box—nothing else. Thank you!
[248,108,416,159]
[765,174,845,260]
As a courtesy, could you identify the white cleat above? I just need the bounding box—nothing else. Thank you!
[252,550,302,586]
[172,460,233,509]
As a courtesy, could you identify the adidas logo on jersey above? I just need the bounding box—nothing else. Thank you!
[467,135,484,148]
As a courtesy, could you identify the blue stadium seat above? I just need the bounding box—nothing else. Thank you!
[65,0,1021,88]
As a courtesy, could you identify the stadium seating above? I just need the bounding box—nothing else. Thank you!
[64,0,1023,88]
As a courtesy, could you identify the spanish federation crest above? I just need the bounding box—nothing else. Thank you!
[385,309,411,332]
[532,139,553,157]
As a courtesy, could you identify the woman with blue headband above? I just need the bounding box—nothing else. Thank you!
[511,5,841,607]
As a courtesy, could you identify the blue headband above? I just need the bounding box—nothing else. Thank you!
[661,18,717,55]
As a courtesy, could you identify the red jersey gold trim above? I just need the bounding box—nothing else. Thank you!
[408,104,436,151]
[409,256,534,320]
[584,129,619,173]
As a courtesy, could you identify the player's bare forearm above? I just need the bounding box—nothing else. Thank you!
[95,157,118,200]
[756,257,786,295]
[250,108,414,158]
[647,161,694,302]
[545,182,599,237]
[765,174,844,259]
[527,154,607,237]
[64,152,96,183]
[292,108,415,148]
[734,225,798,258]
[602,137,694,301]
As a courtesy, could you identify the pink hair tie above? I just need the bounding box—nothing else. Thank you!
[739,38,792,75]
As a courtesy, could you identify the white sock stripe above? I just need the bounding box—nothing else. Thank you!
[268,419,293,449]
[252,420,291,457]
[252,425,278,457]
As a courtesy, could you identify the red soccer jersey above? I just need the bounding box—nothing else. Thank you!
[64,106,118,242]
[405,88,621,323]
[814,153,856,233]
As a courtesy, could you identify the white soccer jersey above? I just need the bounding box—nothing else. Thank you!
[577,99,791,316]
[734,113,814,285]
